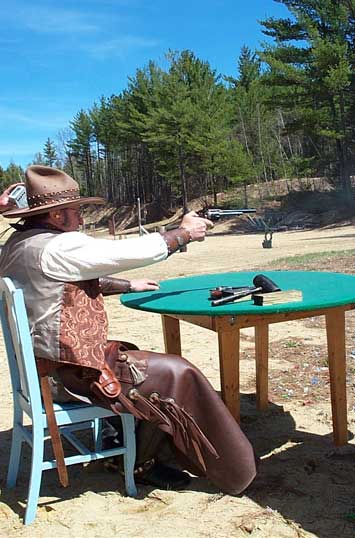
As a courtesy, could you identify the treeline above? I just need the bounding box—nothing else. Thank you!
[2,0,355,209]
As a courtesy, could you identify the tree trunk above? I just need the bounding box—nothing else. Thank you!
[178,145,188,212]
[336,138,352,199]
[256,103,269,192]
[338,94,352,198]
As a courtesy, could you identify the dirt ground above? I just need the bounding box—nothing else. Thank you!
[2,220,355,537]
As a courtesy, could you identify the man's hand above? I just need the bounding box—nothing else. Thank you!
[130,278,160,292]
[0,183,24,213]
[180,211,213,242]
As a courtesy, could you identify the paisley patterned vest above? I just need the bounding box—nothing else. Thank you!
[0,228,107,372]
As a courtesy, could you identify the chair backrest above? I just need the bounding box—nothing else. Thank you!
[0,277,43,417]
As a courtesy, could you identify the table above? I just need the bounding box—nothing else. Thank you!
[121,271,355,446]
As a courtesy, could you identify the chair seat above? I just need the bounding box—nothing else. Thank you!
[52,401,92,411]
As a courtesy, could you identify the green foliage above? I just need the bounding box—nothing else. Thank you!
[17,2,355,209]
[137,50,239,206]
[227,45,294,186]
[68,110,96,196]
[259,0,355,193]
[43,138,58,167]
[1,163,24,186]
[66,50,255,209]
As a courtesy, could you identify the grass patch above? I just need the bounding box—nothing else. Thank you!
[268,249,355,267]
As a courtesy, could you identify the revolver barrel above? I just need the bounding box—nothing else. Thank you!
[204,208,256,220]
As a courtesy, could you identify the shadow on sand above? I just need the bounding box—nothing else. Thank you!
[1,394,355,536]
[240,394,355,538]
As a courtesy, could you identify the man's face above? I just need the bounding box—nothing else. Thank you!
[63,207,84,231]
[50,205,84,232]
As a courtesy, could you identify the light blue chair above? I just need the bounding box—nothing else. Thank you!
[0,277,137,525]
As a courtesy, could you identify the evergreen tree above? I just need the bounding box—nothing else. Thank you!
[43,138,58,167]
[3,163,24,184]
[140,50,237,210]
[68,111,95,195]
[227,46,296,191]
[121,62,167,204]
[260,0,355,195]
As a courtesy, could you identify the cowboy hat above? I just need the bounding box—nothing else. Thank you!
[2,165,105,218]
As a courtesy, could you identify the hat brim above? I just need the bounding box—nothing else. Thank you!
[2,196,106,218]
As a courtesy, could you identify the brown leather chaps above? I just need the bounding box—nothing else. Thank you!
[56,341,256,495]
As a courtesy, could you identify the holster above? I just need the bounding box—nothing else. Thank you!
[54,342,257,494]
[55,343,218,470]
[90,363,122,399]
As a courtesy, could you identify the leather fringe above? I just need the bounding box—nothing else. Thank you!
[110,388,219,471]
[159,397,219,471]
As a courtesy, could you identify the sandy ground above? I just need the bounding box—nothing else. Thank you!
[2,222,355,537]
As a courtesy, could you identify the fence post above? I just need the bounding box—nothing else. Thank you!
[108,217,116,239]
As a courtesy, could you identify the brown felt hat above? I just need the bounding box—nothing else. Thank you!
[3,165,105,218]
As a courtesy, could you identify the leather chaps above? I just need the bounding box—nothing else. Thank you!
[56,341,257,495]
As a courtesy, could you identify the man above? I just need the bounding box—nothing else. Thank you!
[0,165,256,494]
[0,181,186,487]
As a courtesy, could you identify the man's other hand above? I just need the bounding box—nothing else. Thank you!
[0,183,24,213]
[130,278,160,292]
[180,211,213,242]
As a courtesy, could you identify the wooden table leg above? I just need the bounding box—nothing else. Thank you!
[161,315,181,355]
[217,329,240,422]
[255,323,269,411]
[325,308,348,446]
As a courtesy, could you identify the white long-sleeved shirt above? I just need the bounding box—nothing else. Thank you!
[40,231,168,281]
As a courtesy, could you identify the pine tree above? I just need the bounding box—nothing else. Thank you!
[3,163,24,184]
[68,111,95,195]
[260,0,355,195]
[43,138,58,167]
[140,50,234,210]
[227,46,297,191]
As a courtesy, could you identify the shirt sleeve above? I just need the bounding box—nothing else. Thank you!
[40,231,168,282]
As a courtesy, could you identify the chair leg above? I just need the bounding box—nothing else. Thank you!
[24,424,45,525]
[120,414,137,497]
[7,424,23,488]
[93,418,103,451]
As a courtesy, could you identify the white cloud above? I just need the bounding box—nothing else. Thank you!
[1,2,160,60]
[81,36,160,59]
[3,4,100,34]
[0,107,69,130]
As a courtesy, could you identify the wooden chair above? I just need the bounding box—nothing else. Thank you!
[0,277,137,524]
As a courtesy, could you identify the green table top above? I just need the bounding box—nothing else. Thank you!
[120,271,355,316]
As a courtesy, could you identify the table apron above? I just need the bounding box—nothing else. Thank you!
[167,304,355,332]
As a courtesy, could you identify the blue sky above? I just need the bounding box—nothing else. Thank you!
[0,0,290,169]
